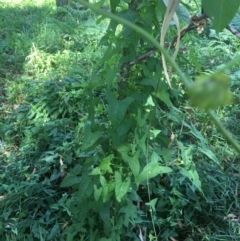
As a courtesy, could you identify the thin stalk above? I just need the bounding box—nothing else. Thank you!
[207,110,240,153]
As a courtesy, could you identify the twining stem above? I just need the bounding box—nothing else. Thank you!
[207,110,240,153]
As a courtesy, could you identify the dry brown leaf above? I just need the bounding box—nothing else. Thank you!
[61,221,69,230]
[226,213,237,218]
[138,225,144,241]
[161,0,181,87]
[224,213,239,222]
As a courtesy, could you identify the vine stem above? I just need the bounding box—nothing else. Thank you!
[207,110,240,153]
[78,0,240,154]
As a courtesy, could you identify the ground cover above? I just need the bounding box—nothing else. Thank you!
[0,1,240,240]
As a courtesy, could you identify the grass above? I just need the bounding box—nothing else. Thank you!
[0,1,107,239]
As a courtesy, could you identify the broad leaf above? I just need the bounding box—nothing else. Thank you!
[117,144,140,178]
[106,92,134,126]
[187,123,207,147]
[145,198,158,212]
[136,153,172,185]
[99,154,114,173]
[145,95,155,107]
[176,4,190,23]
[82,127,103,150]
[135,132,148,157]
[202,0,240,32]
[76,174,92,199]
[199,147,219,164]
[60,174,81,187]
[178,142,193,168]
[110,0,120,12]
[94,185,102,201]
[180,167,202,191]
[136,163,172,184]
[117,119,135,136]
[154,91,173,107]
[102,183,115,203]
[100,175,107,186]
[115,171,130,202]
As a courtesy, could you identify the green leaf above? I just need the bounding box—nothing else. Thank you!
[202,0,240,32]
[182,124,219,164]
[178,142,193,168]
[145,198,158,212]
[140,77,159,89]
[82,127,102,150]
[145,95,155,107]
[176,4,190,23]
[189,73,233,110]
[117,144,140,178]
[100,175,107,186]
[184,123,207,147]
[110,0,120,12]
[90,167,102,175]
[136,108,149,127]
[94,185,102,201]
[76,174,92,199]
[136,153,172,185]
[99,154,114,173]
[180,167,202,191]
[48,224,60,240]
[160,148,176,163]
[154,91,173,107]
[106,92,134,126]
[150,129,161,139]
[199,147,219,164]
[136,163,172,184]
[101,181,115,203]
[41,152,59,164]
[151,151,159,163]
[117,119,135,136]
[60,174,81,187]
[135,132,148,157]
[70,164,82,175]
[115,171,130,202]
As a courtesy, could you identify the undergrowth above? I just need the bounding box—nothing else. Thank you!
[0,0,240,240]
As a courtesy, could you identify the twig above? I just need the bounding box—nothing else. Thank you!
[226,25,240,39]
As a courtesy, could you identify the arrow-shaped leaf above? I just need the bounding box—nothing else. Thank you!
[202,0,240,32]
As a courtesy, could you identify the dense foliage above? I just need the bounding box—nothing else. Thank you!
[0,0,240,240]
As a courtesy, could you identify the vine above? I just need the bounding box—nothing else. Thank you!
[79,0,240,154]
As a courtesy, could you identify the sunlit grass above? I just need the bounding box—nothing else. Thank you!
[2,0,54,7]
